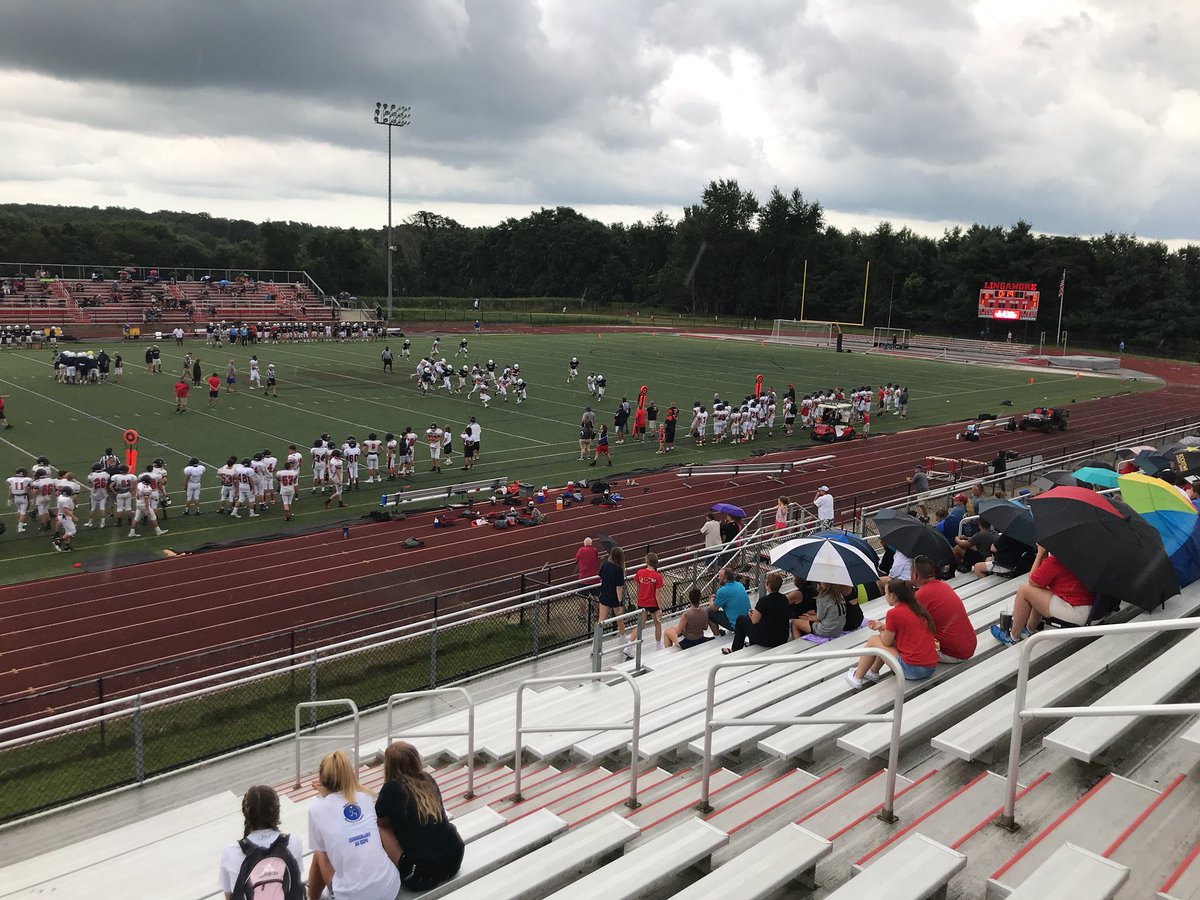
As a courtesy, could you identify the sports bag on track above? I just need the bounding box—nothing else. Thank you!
[231,833,303,900]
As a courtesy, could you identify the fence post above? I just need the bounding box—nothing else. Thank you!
[691,550,699,586]
[98,676,106,747]
[429,619,438,689]
[309,651,319,728]
[634,610,646,674]
[591,622,604,673]
[531,591,541,658]
[289,631,296,695]
[133,694,145,783]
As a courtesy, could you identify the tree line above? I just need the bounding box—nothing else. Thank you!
[1,184,1196,354]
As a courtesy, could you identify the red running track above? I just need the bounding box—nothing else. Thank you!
[2,385,1198,723]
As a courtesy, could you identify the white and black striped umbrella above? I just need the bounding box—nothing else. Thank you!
[768,537,881,586]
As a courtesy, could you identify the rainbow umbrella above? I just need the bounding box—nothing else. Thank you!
[1118,471,1200,588]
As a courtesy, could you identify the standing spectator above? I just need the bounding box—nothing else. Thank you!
[597,545,629,654]
[633,403,647,442]
[613,400,629,444]
[590,424,612,466]
[707,566,751,637]
[217,786,303,900]
[0,394,11,430]
[663,588,711,650]
[913,556,976,663]
[700,512,721,550]
[722,570,791,654]
[306,750,400,900]
[774,496,790,531]
[907,464,929,494]
[207,372,221,408]
[633,553,666,649]
[992,545,1096,645]
[375,742,464,892]
[174,377,190,413]
[814,486,834,529]
[845,578,938,688]
[225,359,238,393]
[191,354,203,386]
[575,537,601,614]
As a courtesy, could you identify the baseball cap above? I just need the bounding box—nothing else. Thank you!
[953,492,968,502]
[818,485,830,492]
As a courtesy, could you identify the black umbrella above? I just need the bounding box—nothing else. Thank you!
[1034,470,1078,491]
[1078,458,1116,471]
[976,498,1037,547]
[1133,450,1172,476]
[1174,450,1200,477]
[1027,486,1180,611]
[873,508,955,568]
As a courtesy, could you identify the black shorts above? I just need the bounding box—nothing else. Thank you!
[463,443,475,459]
[598,594,622,609]
[209,390,219,398]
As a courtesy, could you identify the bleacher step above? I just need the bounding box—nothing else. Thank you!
[1159,836,1200,900]
[824,833,967,900]
[1002,843,1129,899]
[794,768,918,841]
[622,768,741,831]
[550,766,680,826]
[490,766,614,820]
[703,766,820,834]
[986,773,1168,897]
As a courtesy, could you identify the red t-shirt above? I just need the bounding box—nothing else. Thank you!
[174,381,189,398]
[634,408,647,429]
[1030,554,1095,608]
[207,375,220,392]
[634,567,664,609]
[916,580,976,660]
[885,604,939,668]
[575,545,601,585]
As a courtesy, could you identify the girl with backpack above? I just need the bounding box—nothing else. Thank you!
[218,785,304,900]
[844,578,939,689]
[375,742,465,892]
[306,750,400,900]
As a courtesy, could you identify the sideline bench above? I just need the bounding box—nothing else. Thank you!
[381,477,508,511]
[670,822,831,898]
[1000,843,1129,899]
[677,456,833,488]
[825,833,965,900]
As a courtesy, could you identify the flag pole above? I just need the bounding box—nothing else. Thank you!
[1055,269,1065,346]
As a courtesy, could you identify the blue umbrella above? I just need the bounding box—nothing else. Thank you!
[769,537,880,586]
[812,529,879,565]
[712,502,746,518]
[1072,466,1120,489]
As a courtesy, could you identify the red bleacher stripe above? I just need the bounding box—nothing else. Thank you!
[951,771,1051,850]
[727,768,840,836]
[795,768,883,825]
[1102,772,1186,858]
[826,769,937,842]
[991,773,1113,881]
[855,771,988,867]
[635,767,763,833]
[1161,834,1200,894]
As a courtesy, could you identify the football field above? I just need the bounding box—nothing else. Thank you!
[0,330,1147,584]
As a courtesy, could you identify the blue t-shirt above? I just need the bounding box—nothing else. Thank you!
[714,581,751,621]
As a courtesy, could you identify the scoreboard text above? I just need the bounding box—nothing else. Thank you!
[978,281,1039,321]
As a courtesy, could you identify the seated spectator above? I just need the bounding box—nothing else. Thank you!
[845,578,938,688]
[306,749,400,900]
[992,544,1097,645]
[722,570,791,654]
[972,532,1029,579]
[912,555,976,663]
[217,786,303,899]
[663,587,712,650]
[791,581,848,640]
[708,566,751,636]
[947,494,968,532]
[375,741,465,892]
[877,547,912,592]
[954,517,995,570]
[932,508,955,543]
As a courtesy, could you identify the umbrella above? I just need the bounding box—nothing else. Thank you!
[812,529,879,565]
[975,498,1037,547]
[712,502,746,518]
[1133,450,1172,476]
[1078,458,1116,471]
[1175,451,1200,477]
[769,537,880,586]
[1072,466,1120,489]
[1121,445,1158,457]
[1034,470,1078,491]
[1027,485,1180,611]
[873,508,955,568]
[1159,437,1200,455]
[1118,472,1200,588]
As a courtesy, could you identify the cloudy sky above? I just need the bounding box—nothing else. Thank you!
[0,0,1196,241]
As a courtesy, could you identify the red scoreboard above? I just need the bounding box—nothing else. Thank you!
[978,281,1039,321]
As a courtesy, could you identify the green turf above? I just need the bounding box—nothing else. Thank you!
[0,332,1151,585]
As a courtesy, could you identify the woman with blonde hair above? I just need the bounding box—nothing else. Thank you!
[306,749,399,900]
[375,742,464,891]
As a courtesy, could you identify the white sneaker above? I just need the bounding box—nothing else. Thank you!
[155,528,167,536]
[864,671,882,684]
[655,641,663,651]
[128,530,137,537]
[249,511,259,517]
[622,644,635,659]
[844,668,864,690]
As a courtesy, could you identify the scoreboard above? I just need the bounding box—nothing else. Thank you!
[978,281,1039,321]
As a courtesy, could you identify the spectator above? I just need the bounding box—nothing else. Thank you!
[912,555,976,664]
[972,533,1034,580]
[707,566,751,637]
[774,495,791,530]
[718,512,741,566]
[954,517,995,570]
[722,570,791,654]
[845,578,939,688]
[305,749,400,900]
[597,545,630,654]
[663,587,711,650]
[932,508,955,543]
[633,553,666,650]
[791,581,848,640]
[878,547,913,590]
[907,464,930,494]
[992,545,1096,645]
[375,742,464,892]
[217,785,303,900]
[700,511,722,550]
[946,493,969,534]
[814,486,834,529]
[575,537,601,613]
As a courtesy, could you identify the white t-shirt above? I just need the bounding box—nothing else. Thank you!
[217,829,304,896]
[307,791,400,900]
[183,464,206,487]
[888,549,913,580]
[815,493,834,521]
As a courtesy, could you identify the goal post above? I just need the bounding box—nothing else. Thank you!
[769,319,836,347]
[870,326,910,350]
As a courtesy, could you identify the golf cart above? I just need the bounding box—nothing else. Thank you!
[811,402,856,442]
[1019,407,1069,434]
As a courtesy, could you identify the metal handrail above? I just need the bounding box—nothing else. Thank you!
[294,699,360,788]
[385,688,476,798]
[696,648,906,822]
[512,671,642,808]
[996,618,1200,832]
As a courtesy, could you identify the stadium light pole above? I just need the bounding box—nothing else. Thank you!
[372,102,411,322]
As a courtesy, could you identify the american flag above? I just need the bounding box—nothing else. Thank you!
[1058,269,1066,300]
